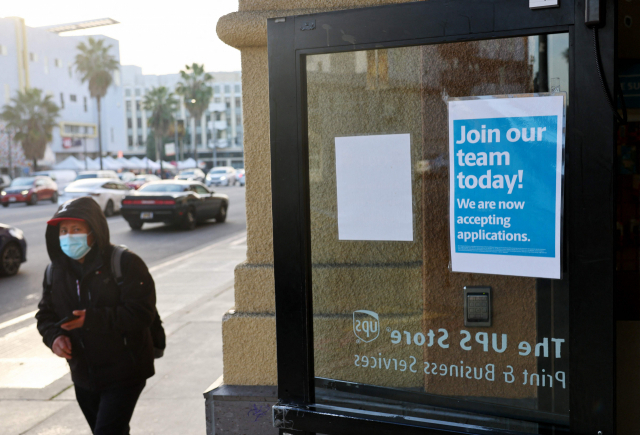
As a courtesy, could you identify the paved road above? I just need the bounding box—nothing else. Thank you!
[0,185,246,321]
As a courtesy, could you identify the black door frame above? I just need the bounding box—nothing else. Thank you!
[268,1,617,434]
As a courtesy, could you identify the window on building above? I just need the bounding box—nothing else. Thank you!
[137,118,142,129]
[137,136,142,146]
[29,52,37,62]
[126,101,132,112]
[83,96,87,112]
[236,115,242,126]
[113,70,121,86]
[127,118,133,128]
[60,93,65,109]
[235,97,241,108]
[0,45,7,56]
[234,84,240,93]
[225,97,231,109]
[135,89,141,96]
[125,89,131,97]
[216,113,221,121]
[70,94,77,102]
[136,101,141,111]
[224,85,230,93]
[68,66,73,78]
[128,136,133,147]
[54,58,61,67]
[214,97,221,103]
[214,85,220,94]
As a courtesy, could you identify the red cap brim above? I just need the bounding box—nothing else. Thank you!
[47,217,86,226]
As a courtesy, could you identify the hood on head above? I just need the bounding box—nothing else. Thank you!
[46,197,110,263]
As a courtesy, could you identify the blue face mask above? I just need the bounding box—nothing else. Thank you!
[59,233,92,260]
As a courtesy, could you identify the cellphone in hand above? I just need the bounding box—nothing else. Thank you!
[54,314,80,328]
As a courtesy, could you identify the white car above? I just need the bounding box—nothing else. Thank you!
[206,167,237,186]
[58,178,131,217]
[34,170,77,193]
[76,170,119,181]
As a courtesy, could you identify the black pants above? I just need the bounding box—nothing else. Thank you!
[74,381,146,435]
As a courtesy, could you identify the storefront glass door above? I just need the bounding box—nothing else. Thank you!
[306,34,570,432]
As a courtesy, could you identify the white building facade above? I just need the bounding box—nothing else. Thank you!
[0,17,126,173]
[121,66,243,169]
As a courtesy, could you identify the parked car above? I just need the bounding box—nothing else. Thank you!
[75,170,119,180]
[126,174,160,190]
[0,223,27,276]
[236,169,245,186]
[118,171,136,182]
[34,169,77,193]
[1,176,58,207]
[121,180,228,231]
[205,166,237,187]
[175,169,205,183]
[58,178,131,217]
[0,175,11,190]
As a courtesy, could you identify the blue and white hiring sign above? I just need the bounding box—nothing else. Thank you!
[448,95,565,279]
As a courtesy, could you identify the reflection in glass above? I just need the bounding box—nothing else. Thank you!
[306,34,570,432]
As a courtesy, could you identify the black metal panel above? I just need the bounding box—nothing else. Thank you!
[268,16,316,413]
[316,378,569,427]
[268,1,618,435]
[568,0,617,434]
[293,0,574,50]
[274,405,539,435]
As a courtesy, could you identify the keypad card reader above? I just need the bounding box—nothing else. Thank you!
[464,286,492,327]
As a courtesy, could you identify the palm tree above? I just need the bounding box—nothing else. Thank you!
[143,87,178,178]
[1,88,60,171]
[175,64,213,167]
[75,37,119,170]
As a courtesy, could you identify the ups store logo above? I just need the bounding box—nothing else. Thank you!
[353,310,379,343]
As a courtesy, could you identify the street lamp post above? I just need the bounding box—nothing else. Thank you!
[7,128,13,178]
[190,99,198,169]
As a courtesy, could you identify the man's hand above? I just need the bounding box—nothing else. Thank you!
[52,335,72,359]
[60,310,86,331]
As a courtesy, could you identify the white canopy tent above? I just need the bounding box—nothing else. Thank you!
[53,156,84,171]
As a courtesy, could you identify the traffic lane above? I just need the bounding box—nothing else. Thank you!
[108,186,247,266]
[0,186,246,319]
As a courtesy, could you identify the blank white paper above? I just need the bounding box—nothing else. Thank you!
[335,134,413,241]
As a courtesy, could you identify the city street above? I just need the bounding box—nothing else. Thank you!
[0,185,246,320]
[0,185,247,434]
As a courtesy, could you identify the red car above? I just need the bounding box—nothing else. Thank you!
[125,174,161,190]
[1,176,58,207]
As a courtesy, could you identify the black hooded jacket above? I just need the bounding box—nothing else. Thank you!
[36,197,156,391]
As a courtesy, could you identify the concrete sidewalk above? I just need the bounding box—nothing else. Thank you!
[0,232,246,435]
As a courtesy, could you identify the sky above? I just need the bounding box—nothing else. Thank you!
[3,0,241,75]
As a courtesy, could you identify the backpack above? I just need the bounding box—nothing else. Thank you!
[45,245,166,359]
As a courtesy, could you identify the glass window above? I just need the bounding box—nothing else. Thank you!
[224,85,230,93]
[125,89,131,97]
[135,88,141,96]
[234,84,240,93]
[214,85,220,94]
[235,97,241,108]
[70,94,77,102]
[84,97,88,112]
[307,34,570,432]
[126,101,132,112]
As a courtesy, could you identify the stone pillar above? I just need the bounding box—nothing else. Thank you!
[207,2,421,433]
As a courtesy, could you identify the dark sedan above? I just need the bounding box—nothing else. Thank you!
[0,223,27,276]
[120,180,229,231]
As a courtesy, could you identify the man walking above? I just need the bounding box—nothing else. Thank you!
[36,197,157,434]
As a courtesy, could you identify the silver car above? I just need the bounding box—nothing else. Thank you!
[206,167,237,187]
